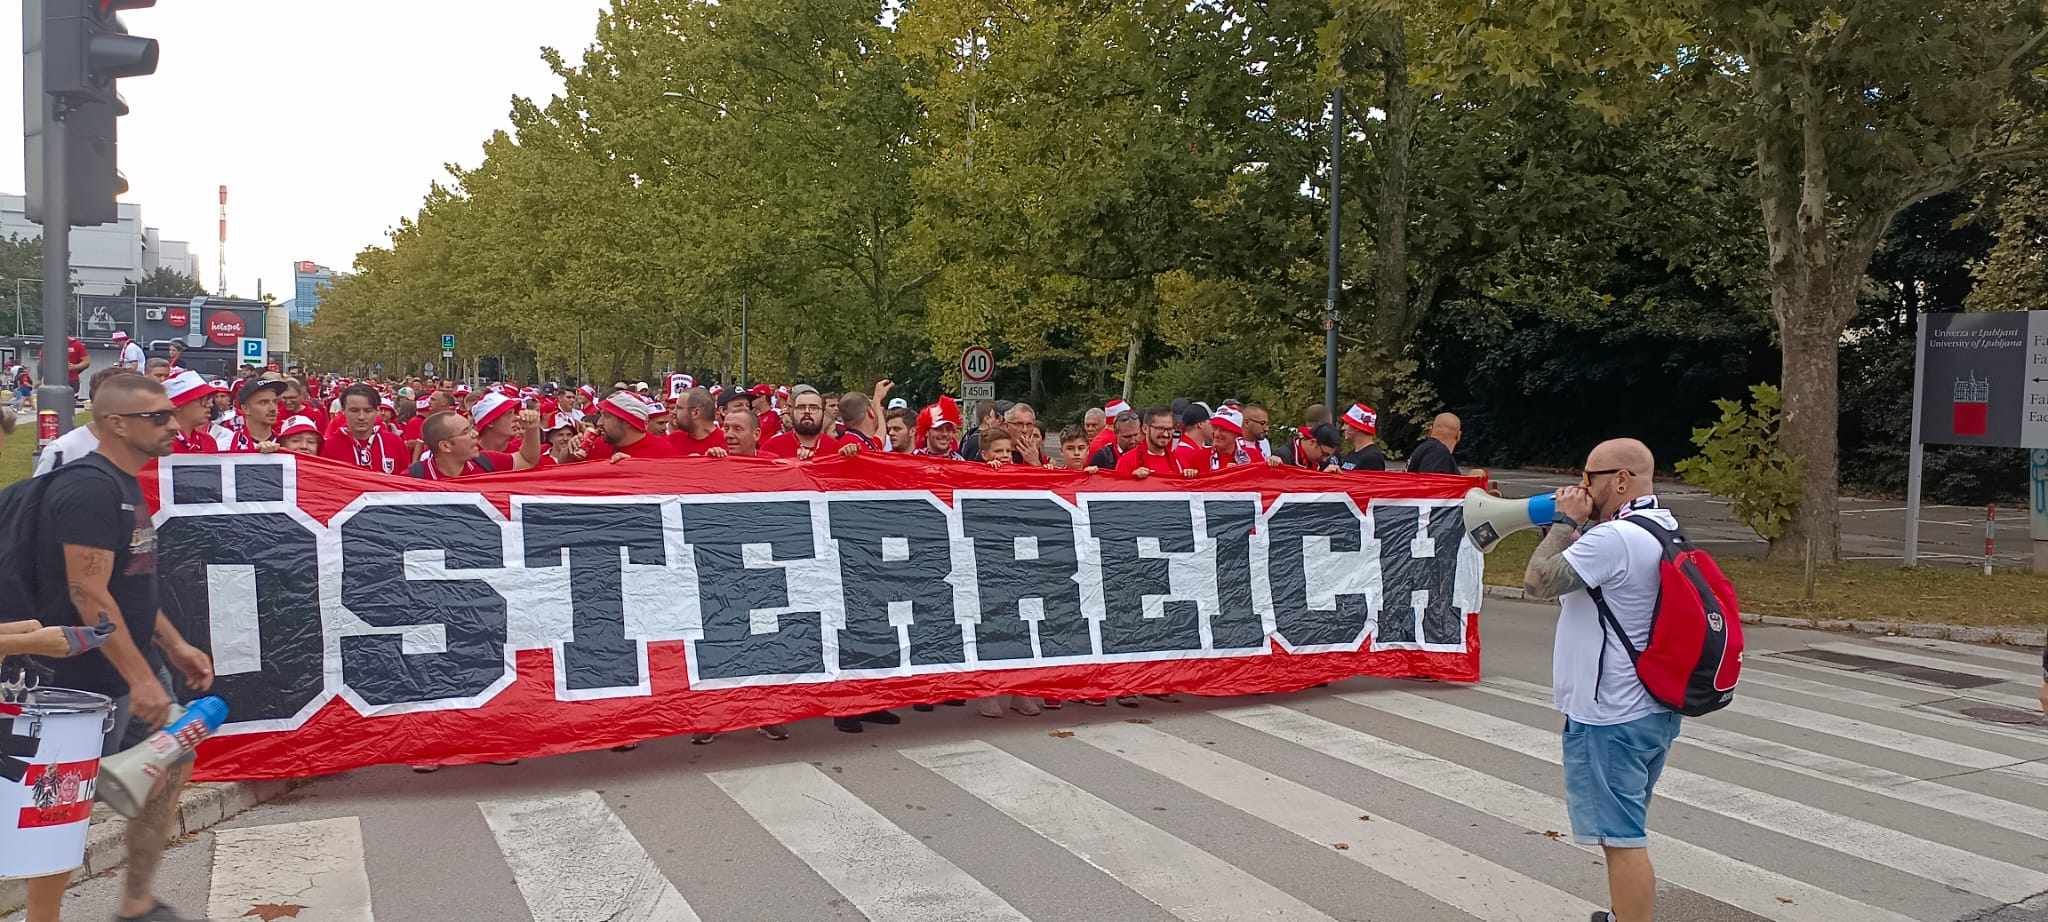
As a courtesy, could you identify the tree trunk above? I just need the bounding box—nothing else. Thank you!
[1120,325,1142,402]
[1370,24,1416,353]
[1029,359,1045,407]
[1775,303,1846,563]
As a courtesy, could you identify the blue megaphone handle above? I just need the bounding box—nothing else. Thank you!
[1526,492,1561,527]
[163,696,229,738]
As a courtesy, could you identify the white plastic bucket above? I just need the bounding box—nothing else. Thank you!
[0,686,113,880]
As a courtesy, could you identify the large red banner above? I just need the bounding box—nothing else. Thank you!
[142,453,1485,781]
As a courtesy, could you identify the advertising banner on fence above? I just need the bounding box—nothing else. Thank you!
[143,453,1487,781]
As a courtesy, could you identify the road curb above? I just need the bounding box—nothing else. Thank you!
[1481,585,2045,647]
[0,778,301,915]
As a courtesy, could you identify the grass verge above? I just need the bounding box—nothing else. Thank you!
[0,412,86,485]
[1481,529,2048,628]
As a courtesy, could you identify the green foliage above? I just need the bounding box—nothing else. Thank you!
[127,267,206,298]
[1675,384,1805,543]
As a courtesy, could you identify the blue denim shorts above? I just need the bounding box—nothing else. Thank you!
[1562,710,1680,848]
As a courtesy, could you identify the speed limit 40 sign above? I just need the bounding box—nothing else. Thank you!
[960,346,994,383]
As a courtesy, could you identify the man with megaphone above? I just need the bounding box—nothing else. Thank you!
[1516,438,1679,922]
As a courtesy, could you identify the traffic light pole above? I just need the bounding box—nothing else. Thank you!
[37,100,74,440]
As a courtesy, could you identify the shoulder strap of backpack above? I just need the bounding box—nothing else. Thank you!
[1616,514,1685,562]
[475,454,495,473]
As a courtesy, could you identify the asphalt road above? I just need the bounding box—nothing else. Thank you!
[1482,468,2044,570]
[14,604,2046,922]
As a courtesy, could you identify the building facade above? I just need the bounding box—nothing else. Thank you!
[289,260,338,325]
[0,194,196,295]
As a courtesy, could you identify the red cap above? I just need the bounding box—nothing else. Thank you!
[277,415,320,440]
[472,393,518,433]
[1210,406,1244,436]
[599,393,650,432]
[1341,402,1377,436]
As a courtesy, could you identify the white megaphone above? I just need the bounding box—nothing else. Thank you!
[1461,488,1564,553]
[97,696,228,818]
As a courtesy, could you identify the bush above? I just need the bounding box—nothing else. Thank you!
[1674,383,1804,542]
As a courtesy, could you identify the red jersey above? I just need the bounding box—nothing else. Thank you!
[1113,445,1174,477]
[65,338,87,386]
[171,429,216,455]
[1087,427,1117,457]
[319,427,407,475]
[760,430,849,459]
[668,427,726,456]
[216,426,276,453]
[608,434,686,459]
[402,416,427,444]
[1169,436,1216,476]
[411,450,515,480]
[758,411,783,441]
[1219,439,1266,468]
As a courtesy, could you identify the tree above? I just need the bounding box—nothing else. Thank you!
[1438,0,2048,560]
[127,267,206,298]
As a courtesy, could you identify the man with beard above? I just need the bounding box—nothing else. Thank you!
[596,392,687,461]
[410,409,543,479]
[22,373,216,922]
[667,388,728,456]
[1114,406,1179,479]
[913,396,964,459]
[1336,402,1387,472]
[762,385,860,459]
[319,383,408,475]
[1241,402,1274,458]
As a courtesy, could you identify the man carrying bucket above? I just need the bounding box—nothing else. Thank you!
[19,373,215,922]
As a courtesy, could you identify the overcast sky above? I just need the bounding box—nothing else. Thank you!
[1,1,610,299]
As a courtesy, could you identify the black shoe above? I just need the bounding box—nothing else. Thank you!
[758,724,790,740]
[943,699,966,706]
[690,733,716,744]
[912,703,936,712]
[1589,913,1615,922]
[860,710,902,725]
[834,717,865,733]
[610,743,639,752]
[115,900,201,921]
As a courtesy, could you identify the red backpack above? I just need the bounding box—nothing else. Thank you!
[1587,516,1743,716]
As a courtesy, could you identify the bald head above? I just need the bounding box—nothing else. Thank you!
[1428,413,1462,449]
[1585,438,1655,516]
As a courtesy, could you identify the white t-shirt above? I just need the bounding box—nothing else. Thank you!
[32,425,101,476]
[118,341,146,369]
[1554,500,1677,725]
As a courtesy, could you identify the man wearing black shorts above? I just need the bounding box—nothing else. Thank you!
[23,373,215,922]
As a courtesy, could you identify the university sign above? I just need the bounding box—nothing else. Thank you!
[143,454,1485,781]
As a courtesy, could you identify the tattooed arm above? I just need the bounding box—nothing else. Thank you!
[64,544,169,724]
[1522,485,1595,602]
[1521,523,1587,602]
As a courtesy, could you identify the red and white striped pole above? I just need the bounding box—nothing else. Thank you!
[1983,504,1996,576]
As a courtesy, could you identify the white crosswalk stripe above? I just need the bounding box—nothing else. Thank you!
[903,738,1339,922]
[208,817,375,922]
[1345,689,2048,904]
[479,791,701,922]
[1803,640,2044,686]
[708,761,1032,922]
[1475,676,2048,842]
[1213,703,1921,922]
[1867,635,2047,667]
[1072,720,1602,921]
[1739,668,2048,744]
[1753,657,2044,709]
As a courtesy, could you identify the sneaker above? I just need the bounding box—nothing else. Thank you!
[1080,699,1108,707]
[758,724,790,741]
[833,717,865,733]
[1589,913,1615,922]
[114,900,201,921]
[691,733,716,745]
[610,743,639,752]
[1114,696,1141,708]
[409,764,441,773]
[859,710,902,725]
[1042,699,1064,710]
[1145,693,1180,703]
[489,759,521,766]
[943,699,967,707]
[912,703,936,712]
[976,699,1004,718]
[1011,700,1043,717]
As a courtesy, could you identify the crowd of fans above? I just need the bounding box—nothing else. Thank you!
[46,362,1469,483]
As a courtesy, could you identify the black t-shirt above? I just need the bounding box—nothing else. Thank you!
[1406,437,1460,474]
[1337,444,1387,472]
[35,453,159,697]
[1087,443,1122,469]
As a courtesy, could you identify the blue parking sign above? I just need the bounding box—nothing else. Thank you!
[238,337,267,366]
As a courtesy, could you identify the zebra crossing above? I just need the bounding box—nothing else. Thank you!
[12,634,2045,922]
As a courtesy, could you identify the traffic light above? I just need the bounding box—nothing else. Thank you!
[22,0,158,227]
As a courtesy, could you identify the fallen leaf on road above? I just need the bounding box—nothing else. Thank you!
[1358,814,1371,821]
[1542,830,1563,840]
[243,904,307,921]
[1048,730,1074,738]
[1331,842,1350,850]
[1777,897,1795,904]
